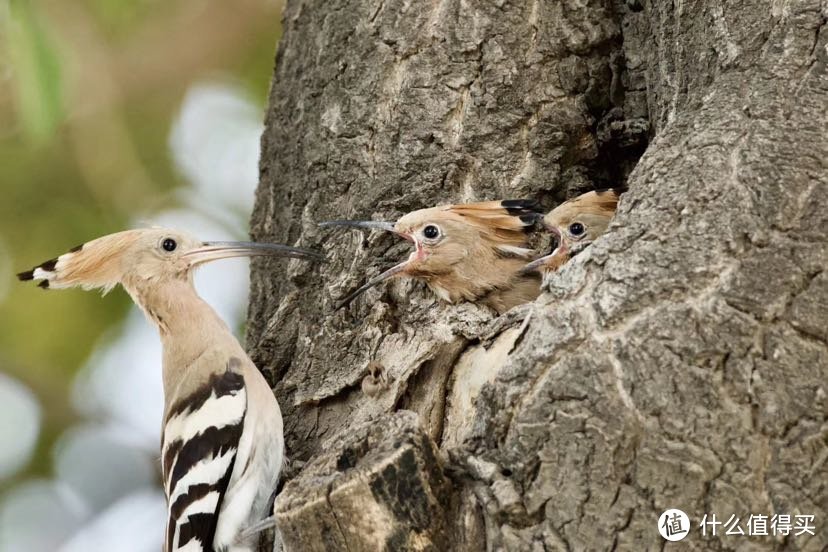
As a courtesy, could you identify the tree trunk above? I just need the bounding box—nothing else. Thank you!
[249,0,827,549]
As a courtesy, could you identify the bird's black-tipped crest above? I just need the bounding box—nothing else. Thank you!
[69,243,84,253]
[501,199,543,215]
[499,199,543,229]
[519,213,541,225]
[40,258,58,272]
[18,257,59,285]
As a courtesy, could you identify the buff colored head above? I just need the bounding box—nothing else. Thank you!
[18,228,322,294]
[320,199,543,313]
[523,189,623,282]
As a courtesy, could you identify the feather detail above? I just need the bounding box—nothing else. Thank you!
[447,199,541,232]
[162,362,247,552]
[442,199,542,248]
[500,198,543,214]
[551,189,622,219]
[17,230,143,292]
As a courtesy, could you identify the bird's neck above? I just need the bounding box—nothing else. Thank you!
[428,256,537,309]
[126,278,249,414]
[126,278,236,356]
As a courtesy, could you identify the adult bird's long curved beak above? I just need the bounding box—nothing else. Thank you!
[335,259,410,310]
[318,220,413,241]
[185,241,325,265]
[319,220,395,232]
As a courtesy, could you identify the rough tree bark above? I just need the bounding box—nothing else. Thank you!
[249,0,827,550]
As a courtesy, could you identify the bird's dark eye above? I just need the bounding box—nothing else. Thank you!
[568,222,585,237]
[162,238,177,252]
[423,225,440,240]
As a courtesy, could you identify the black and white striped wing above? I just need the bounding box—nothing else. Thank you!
[161,361,246,552]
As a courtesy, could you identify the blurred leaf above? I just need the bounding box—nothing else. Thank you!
[5,0,63,144]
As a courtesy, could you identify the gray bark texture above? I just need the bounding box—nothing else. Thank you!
[249,0,828,550]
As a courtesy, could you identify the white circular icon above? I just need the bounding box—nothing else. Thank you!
[658,509,690,541]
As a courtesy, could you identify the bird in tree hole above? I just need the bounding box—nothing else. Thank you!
[523,188,624,286]
[320,199,545,313]
[18,229,323,552]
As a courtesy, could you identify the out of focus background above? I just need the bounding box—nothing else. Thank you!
[0,1,283,550]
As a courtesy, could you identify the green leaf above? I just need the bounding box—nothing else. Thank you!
[4,0,63,144]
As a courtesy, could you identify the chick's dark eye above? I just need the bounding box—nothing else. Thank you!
[568,222,585,237]
[162,238,177,252]
[423,225,440,239]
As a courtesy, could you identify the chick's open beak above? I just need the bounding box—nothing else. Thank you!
[185,241,325,265]
[319,219,426,309]
[521,226,564,274]
[522,248,570,274]
[334,238,427,309]
[334,259,410,310]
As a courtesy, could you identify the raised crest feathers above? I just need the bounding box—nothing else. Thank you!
[445,198,542,239]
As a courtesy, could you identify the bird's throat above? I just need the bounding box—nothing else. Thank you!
[126,279,229,341]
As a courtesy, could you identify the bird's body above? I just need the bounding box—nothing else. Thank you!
[408,254,540,312]
[321,199,543,313]
[19,229,320,551]
[152,282,282,552]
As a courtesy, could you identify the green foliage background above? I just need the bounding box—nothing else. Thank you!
[0,0,281,488]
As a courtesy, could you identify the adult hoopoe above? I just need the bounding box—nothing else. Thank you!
[18,229,322,552]
[523,189,623,285]
[320,199,543,313]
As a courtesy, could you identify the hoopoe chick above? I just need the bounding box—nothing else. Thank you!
[524,188,623,285]
[320,200,543,313]
[18,229,323,552]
